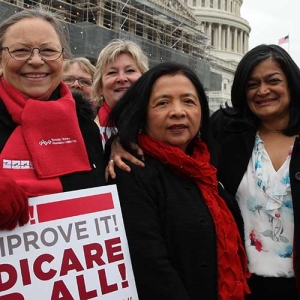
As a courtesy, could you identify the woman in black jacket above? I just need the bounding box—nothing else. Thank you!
[107,62,250,300]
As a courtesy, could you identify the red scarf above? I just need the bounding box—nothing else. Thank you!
[98,101,111,126]
[0,79,91,196]
[138,133,250,300]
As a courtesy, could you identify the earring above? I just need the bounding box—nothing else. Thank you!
[196,130,201,140]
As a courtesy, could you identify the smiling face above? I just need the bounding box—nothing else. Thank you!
[246,58,290,126]
[0,17,64,100]
[101,53,142,108]
[145,74,201,152]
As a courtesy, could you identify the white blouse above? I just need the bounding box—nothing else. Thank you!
[236,133,294,277]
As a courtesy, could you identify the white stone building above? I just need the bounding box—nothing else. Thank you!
[183,0,250,110]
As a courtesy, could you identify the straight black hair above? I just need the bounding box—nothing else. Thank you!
[108,62,216,160]
[231,44,300,135]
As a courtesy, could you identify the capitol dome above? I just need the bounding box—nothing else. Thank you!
[185,0,250,63]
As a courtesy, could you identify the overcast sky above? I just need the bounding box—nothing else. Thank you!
[240,0,300,67]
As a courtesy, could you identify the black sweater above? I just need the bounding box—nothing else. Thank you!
[109,154,243,300]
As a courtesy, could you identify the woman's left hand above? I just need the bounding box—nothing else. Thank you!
[105,139,145,181]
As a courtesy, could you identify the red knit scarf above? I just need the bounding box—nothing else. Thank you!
[138,133,250,300]
[0,79,91,196]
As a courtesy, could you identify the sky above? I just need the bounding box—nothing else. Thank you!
[240,0,300,67]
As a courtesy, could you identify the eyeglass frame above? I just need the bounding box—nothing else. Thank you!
[0,46,64,61]
[62,76,94,87]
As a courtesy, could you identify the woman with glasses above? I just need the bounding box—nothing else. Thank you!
[63,57,95,107]
[0,8,105,230]
[93,39,148,149]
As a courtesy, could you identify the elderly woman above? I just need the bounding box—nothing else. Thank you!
[107,62,250,300]
[0,9,105,230]
[62,57,95,105]
[93,39,148,148]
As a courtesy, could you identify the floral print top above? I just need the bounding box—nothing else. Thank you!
[236,133,294,277]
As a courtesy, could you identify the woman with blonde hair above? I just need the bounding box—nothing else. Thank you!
[93,39,148,148]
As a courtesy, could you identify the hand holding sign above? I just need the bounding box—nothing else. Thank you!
[0,175,29,230]
[0,185,138,300]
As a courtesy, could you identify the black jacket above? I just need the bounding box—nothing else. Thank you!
[0,90,105,192]
[210,108,300,291]
[109,154,244,300]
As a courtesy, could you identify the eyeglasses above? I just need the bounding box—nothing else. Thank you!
[62,76,93,87]
[0,44,64,61]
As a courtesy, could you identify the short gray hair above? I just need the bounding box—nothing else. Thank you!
[93,39,149,106]
[63,57,96,78]
[0,7,71,58]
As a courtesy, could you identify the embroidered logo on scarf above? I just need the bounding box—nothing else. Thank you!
[39,137,78,146]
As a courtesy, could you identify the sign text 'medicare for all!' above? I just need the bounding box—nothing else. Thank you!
[0,185,138,300]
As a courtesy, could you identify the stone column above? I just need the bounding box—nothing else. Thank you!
[112,16,119,30]
[221,27,226,49]
[239,30,243,54]
[234,27,237,52]
[208,22,212,45]
[143,18,148,39]
[96,0,105,26]
[129,21,135,34]
[218,24,222,50]
[226,25,231,50]
[245,32,249,53]
[16,0,24,7]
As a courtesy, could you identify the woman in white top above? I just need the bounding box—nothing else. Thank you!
[210,44,300,299]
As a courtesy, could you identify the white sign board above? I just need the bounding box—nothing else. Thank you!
[0,185,139,300]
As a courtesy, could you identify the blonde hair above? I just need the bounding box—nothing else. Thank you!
[63,57,95,78]
[93,39,148,106]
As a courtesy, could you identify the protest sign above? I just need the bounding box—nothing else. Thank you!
[0,185,139,300]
